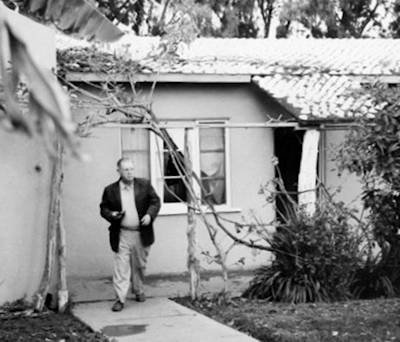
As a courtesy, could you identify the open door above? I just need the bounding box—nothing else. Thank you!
[274,128,304,221]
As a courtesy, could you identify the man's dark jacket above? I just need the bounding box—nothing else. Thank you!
[100,178,161,252]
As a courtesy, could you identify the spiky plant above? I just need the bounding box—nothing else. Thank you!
[244,194,362,303]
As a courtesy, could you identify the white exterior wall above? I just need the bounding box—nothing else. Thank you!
[0,133,51,304]
[323,129,363,212]
[0,10,54,304]
[63,83,277,279]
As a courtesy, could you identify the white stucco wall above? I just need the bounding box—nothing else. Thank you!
[0,132,51,304]
[63,83,276,279]
[0,10,54,304]
[323,129,363,213]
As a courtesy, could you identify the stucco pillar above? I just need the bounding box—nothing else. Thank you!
[298,129,320,215]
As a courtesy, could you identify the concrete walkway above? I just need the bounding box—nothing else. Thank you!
[73,298,259,341]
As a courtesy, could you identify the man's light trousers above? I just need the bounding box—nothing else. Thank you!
[113,229,149,303]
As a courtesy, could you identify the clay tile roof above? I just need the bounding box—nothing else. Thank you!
[56,34,400,76]
[254,74,377,121]
[173,38,400,76]
[56,34,400,121]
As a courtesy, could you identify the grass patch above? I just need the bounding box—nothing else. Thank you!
[174,296,400,341]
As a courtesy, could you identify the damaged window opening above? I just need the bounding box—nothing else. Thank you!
[163,137,187,203]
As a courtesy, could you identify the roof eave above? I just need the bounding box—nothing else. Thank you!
[297,117,358,127]
[65,71,252,83]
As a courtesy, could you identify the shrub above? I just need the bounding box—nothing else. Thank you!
[361,190,400,292]
[337,84,400,295]
[243,200,362,303]
[351,255,395,299]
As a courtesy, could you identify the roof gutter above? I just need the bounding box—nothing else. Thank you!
[65,72,252,83]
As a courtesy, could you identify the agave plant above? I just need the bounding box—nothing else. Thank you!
[243,187,362,303]
[351,248,396,299]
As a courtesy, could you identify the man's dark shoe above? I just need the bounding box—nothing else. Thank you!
[135,294,146,302]
[111,300,124,312]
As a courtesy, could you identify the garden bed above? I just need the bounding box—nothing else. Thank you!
[0,301,109,342]
[175,296,400,342]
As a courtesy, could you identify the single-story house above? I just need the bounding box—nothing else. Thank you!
[55,36,400,290]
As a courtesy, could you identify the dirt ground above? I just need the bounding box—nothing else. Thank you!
[175,296,400,342]
[0,301,110,342]
[3,296,400,341]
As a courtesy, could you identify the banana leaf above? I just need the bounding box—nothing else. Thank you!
[27,0,124,42]
[0,3,77,154]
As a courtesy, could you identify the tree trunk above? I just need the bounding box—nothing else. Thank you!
[260,0,275,38]
[34,140,64,311]
[184,128,200,300]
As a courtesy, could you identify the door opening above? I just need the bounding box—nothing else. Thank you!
[274,128,304,221]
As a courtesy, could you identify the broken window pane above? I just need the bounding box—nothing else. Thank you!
[163,150,187,203]
[162,128,186,203]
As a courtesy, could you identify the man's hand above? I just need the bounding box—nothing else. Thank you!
[111,211,125,220]
[141,214,151,226]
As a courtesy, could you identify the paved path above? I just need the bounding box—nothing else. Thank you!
[73,298,258,342]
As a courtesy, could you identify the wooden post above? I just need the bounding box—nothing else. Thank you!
[57,201,68,312]
[184,128,200,300]
[298,129,320,215]
[56,143,68,312]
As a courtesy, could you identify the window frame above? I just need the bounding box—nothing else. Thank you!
[120,127,151,179]
[197,119,231,209]
[149,119,234,215]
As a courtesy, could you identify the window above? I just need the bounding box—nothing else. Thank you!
[159,128,187,204]
[199,126,226,205]
[121,127,150,178]
[122,120,230,214]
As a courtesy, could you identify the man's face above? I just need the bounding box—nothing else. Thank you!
[118,160,135,183]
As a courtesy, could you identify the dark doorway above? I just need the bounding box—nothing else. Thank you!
[274,128,304,221]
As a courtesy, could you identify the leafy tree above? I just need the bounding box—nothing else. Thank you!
[278,0,389,38]
[389,0,400,37]
[337,84,400,292]
[206,0,259,37]
[94,0,213,36]
[96,0,145,34]
[257,0,277,37]
[92,0,278,37]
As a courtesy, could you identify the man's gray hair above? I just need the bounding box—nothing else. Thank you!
[117,157,133,168]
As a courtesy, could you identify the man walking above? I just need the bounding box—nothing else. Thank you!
[100,158,161,312]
